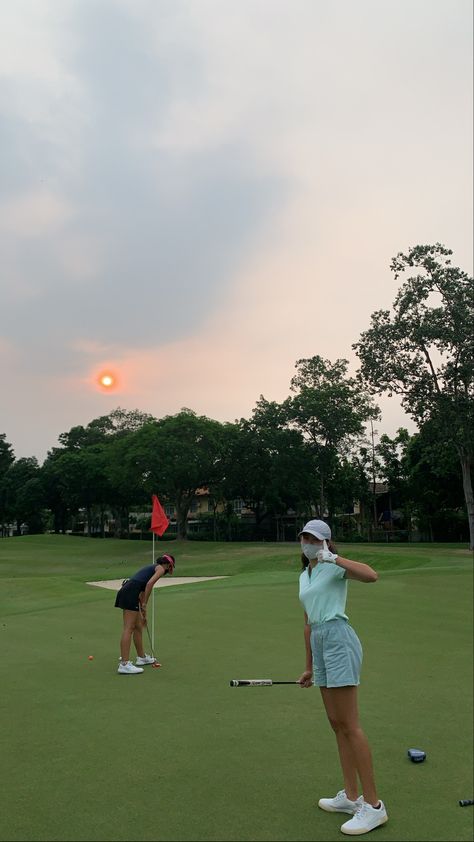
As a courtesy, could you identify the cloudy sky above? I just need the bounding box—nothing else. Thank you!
[1,0,472,462]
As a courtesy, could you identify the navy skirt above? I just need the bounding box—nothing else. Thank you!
[114,579,143,611]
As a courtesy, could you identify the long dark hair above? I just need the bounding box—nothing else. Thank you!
[301,540,337,571]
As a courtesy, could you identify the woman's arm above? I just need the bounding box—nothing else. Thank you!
[298,611,313,687]
[335,556,378,583]
[303,612,312,671]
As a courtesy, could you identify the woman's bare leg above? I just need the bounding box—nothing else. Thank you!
[320,686,379,806]
[320,687,358,800]
[133,612,145,658]
[120,610,139,662]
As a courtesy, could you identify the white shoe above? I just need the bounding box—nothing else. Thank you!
[318,790,363,815]
[118,661,144,674]
[341,800,388,835]
[135,654,157,666]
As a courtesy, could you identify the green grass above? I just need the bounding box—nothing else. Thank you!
[0,536,473,842]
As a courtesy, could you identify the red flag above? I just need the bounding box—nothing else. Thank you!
[151,494,169,537]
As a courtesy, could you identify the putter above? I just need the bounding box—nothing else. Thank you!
[139,605,161,668]
[230,679,306,687]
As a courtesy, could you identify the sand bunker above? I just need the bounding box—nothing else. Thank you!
[87,576,228,591]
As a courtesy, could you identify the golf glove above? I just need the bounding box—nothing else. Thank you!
[317,540,338,563]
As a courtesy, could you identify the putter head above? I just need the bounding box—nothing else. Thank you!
[407,748,426,762]
[152,661,162,669]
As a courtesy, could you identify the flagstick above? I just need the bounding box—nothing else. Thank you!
[152,531,155,656]
[150,494,169,663]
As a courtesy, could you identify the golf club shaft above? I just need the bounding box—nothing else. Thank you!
[139,605,156,660]
[230,679,301,687]
[145,623,155,659]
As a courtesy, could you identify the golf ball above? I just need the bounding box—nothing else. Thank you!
[88,655,94,660]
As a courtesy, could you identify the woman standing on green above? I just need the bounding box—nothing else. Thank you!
[297,519,388,836]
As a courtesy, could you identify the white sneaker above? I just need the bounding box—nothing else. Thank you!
[135,655,157,666]
[318,790,363,815]
[117,661,144,674]
[341,800,388,835]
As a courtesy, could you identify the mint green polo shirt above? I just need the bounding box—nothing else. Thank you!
[299,562,348,624]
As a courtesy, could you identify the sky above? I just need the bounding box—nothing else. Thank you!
[1,0,472,463]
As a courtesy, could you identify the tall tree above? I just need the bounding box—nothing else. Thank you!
[2,457,44,534]
[87,407,156,437]
[375,428,412,534]
[104,432,150,538]
[51,409,155,537]
[0,435,15,534]
[0,434,14,475]
[57,408,156,450]
[354,244,474,548]
[285,356,379,517]
[130,410,227,539]
[223,399,312,539]
[405,419,467,541]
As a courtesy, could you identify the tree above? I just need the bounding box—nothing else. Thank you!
[41,450,85,533]
[405,419,467,541]
[0,435,15,534]
[0,434,14,475]
[103,433,150,538]
[375,428,412,535]
[345,449,376,538]
[50,409,155,537]
[285,356,379,517]
[87,407,156,437]
[57,408,156,450]
[354,244,474,548]
[2,457,44,534]
[200,422,243,541]
[130,411,228,539]
[61,448,111,536]
[223,399,312,539]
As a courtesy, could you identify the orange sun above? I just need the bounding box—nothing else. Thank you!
[97,371,117,390]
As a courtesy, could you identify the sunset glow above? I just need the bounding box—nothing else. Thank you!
[2,2,471,463]
[97,371,117,391]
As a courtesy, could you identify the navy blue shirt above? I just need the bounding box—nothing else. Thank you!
[131,564,157,586]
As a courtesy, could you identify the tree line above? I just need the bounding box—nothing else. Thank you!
[1,244,472,547]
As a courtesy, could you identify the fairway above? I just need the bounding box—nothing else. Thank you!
[0,537,472,842]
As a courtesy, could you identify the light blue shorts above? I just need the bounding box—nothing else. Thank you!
[310,619,363,688]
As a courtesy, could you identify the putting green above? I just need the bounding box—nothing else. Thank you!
[0,537,472,841]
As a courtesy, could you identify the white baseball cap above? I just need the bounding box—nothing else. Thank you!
[298,519,331,541]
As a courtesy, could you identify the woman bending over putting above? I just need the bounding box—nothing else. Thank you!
[114,553,175,674]
[297,520,388,836]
